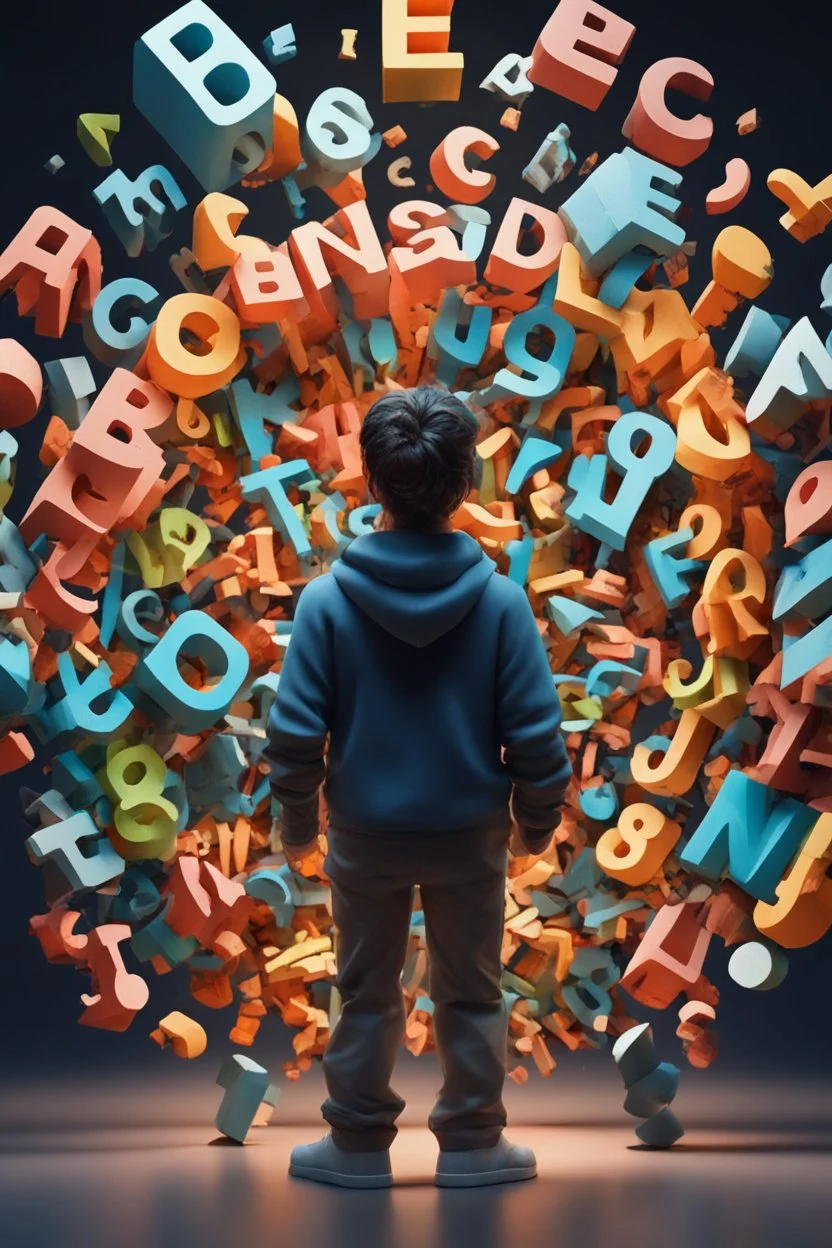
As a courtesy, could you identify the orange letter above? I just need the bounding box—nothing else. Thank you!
[692,548,768,659]
[597,803,681,885]
[192,193,270,271]
[665,366,750,480]
[146,294,246,399]
[388,200,475,306]
[631,709,716,797]
[382,0,464,104]
[754,814,832,948]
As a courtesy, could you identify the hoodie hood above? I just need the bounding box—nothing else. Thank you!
[330,530,495,647]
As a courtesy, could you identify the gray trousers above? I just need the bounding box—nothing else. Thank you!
[320,812,512,1153]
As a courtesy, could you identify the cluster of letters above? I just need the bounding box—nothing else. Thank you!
[2,0,831,1123]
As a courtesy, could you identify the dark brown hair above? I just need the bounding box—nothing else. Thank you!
[359,387,479,531]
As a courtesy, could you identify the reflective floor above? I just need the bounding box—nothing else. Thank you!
[2,1060,830,1248]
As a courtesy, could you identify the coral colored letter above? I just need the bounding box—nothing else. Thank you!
[485,198,567,294]
[429,127,500,205]
[622,58,714,168]
[0,206,102,338]
[290,200,390,325]
[0,339,42,429]
[528,0,636,111]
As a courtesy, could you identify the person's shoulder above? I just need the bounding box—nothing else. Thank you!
[298,572,332,601]
[296,571,339,617]
[482,569,529,614]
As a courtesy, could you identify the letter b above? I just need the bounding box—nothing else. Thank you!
[133,0,277,192]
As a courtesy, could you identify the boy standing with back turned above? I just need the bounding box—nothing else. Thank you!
[264,386,572,1188]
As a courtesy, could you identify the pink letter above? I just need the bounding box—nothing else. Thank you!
[528,0,636,111]
[0,338,42,428]
[0,205,101,337]
[289,200,389,331]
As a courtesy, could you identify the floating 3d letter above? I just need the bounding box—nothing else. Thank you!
[133,0,277,191]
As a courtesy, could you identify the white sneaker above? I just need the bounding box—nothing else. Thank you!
[289,1132,393,1189]
[435,1136,537,1187]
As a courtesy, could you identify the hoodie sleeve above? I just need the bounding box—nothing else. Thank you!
[496,582,573,844]
[263,579,334,848]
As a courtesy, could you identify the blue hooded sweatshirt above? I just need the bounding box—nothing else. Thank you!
[264,529,572,846]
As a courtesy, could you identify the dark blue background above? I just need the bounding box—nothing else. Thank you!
[0,0,829,1078]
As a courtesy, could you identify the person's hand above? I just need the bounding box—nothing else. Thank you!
[284,834,330,884]
[509,821,554,858]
